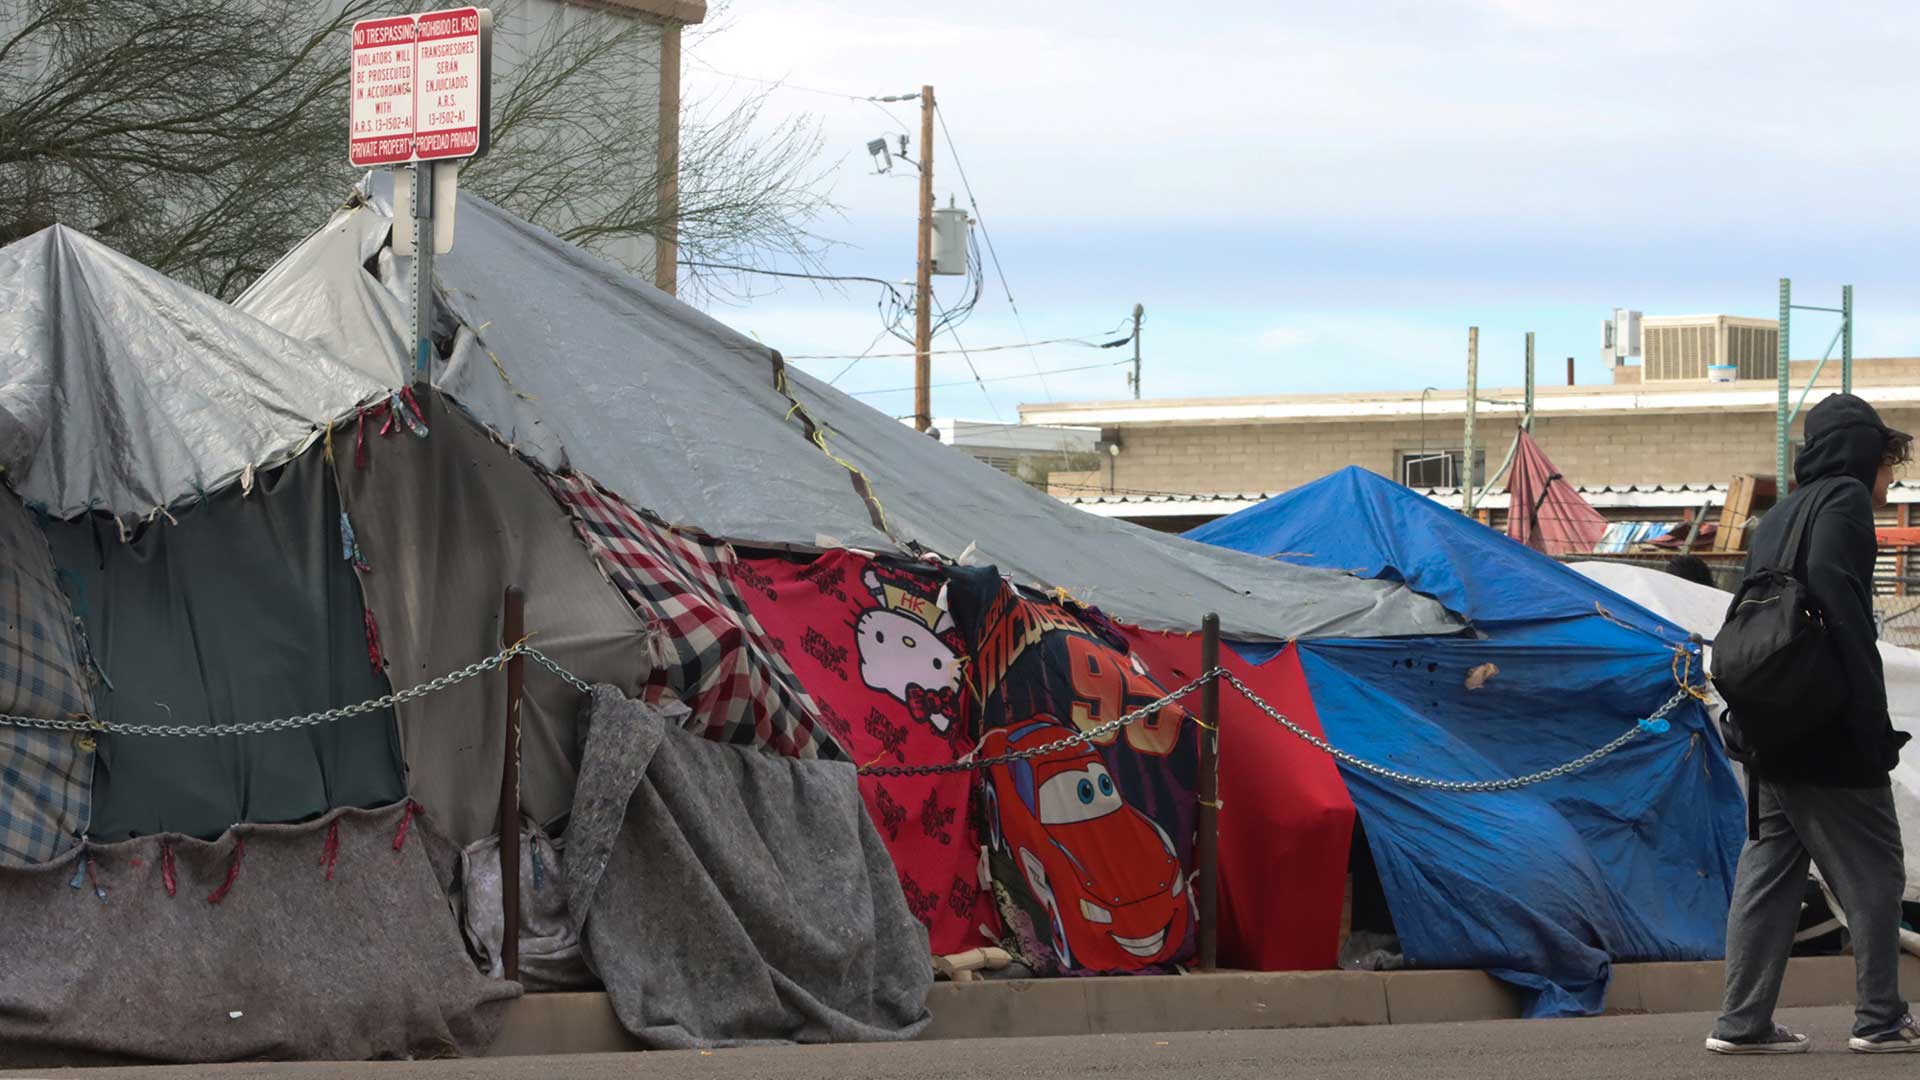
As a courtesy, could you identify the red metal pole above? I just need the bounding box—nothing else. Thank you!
[499,586,525,983]
[1197,612,1221,972]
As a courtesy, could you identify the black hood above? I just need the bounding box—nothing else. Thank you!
[1795,393,1896,488]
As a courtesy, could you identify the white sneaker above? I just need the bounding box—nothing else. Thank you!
[1850,1015,1920,1053]
[1706,1025,1812,1055]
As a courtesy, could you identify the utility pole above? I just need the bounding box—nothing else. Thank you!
[1464,327,1479,515]
[913,85,936,433]
[1524,331,1536,431]
[1843,284,1854,396]
[1129,303,1145,399]
[1777,278,1791,485]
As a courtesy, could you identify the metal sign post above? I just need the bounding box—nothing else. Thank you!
[350,6,490,393]
[411,164,435,393]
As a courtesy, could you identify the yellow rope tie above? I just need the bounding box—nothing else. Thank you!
[487,350,536,402]
[1672,648,1713,703]
[1592,602,1645,635]
[323,421,335,465]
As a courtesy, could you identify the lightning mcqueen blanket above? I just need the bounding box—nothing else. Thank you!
[945,566,1199,975]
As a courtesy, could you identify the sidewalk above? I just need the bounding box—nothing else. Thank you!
[486,954,1920,1055]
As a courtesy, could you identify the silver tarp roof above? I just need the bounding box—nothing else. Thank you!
[0,226,389,520]
[225,189,1459,641]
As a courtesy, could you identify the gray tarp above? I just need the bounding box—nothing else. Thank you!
[39,448,406,841]
[566,686,931,1048]
[0,803,518,1067]
[240,190,1458,642]
[0,225,388,520]
[339,406,653,846]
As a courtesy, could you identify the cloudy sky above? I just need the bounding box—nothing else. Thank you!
[684,0,1920,422]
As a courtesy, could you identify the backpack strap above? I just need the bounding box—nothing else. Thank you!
[1763,477,1842,575]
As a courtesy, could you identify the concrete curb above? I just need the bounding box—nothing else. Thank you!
[484,955,1920,1056]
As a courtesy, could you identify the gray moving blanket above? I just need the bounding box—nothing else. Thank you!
[566,686,931,1048]
[0,803,517,1067]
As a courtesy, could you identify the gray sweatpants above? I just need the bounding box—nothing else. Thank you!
[1714,780,1908,1040]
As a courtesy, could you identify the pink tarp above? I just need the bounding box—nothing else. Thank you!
[1505,430,1607,556]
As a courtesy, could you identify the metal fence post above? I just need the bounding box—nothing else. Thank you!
[1197,612,1221,972]
[499,586,525,983]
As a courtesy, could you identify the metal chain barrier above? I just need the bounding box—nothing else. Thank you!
[862,668,1693,787]
[0,642,591,739]
[857,672,1225,777]
[0,638,1694,793]
[1218,670,1693,793]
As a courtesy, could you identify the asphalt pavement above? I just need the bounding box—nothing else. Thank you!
[3,1006,1905,1079]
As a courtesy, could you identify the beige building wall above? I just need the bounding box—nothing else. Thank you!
[1076,406,1920,497]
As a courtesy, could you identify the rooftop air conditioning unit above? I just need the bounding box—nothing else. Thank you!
[1640,315,1779,382]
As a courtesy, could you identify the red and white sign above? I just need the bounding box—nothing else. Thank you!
[348,15,417,167]
[347,8,490,166]
[413,7,487,160]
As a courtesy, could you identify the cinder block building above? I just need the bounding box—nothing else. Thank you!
[1027,355,1920,535]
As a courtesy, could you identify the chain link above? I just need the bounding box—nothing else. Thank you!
[0,643,590,739]
[1217,671,1693,793]
[858,671,1225,777]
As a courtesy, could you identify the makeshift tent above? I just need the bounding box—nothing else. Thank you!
[0,185,1472,1063]
[234,184,1464,973]
[1187,466,1745,1017]
[1505,429,1608,556]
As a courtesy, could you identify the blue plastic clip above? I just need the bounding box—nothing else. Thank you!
[1638,717,1671,735]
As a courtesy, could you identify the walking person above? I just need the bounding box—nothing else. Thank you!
[1708,394,1916,1055]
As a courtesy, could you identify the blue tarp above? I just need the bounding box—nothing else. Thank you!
[1186,465,1674,630]
[1187,466,1745,1017]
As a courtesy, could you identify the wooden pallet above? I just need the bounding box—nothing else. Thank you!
[1713,474,1778,553]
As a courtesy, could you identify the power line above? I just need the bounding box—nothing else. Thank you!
[679,260,907,301]
[829,327,893,386]
[930,289,999,420]
[864,97,911,136]
[686,58,907,104]
[849,360,1131,397]
[785,334,1131,362]
[934,103,1051,398]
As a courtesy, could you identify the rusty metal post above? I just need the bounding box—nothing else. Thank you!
[1197,612,1221,972]
[499,586,525,983]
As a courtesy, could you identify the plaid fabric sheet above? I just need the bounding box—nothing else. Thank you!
[545,473,841,761]
[0,496,94,866]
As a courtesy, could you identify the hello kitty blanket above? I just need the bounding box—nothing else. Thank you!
[736,551,1002,955]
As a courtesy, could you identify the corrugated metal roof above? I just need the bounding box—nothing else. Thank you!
[1061,480,1920,515]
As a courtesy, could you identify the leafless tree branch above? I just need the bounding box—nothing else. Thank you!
[1,0,834,298]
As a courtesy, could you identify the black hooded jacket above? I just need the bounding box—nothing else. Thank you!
[1744,394,1909,785]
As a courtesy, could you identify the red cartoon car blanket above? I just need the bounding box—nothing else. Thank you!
[737,550,1000,955]
[945,566,1198,975]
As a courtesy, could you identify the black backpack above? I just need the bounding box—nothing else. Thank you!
[1712,476,1851,763]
